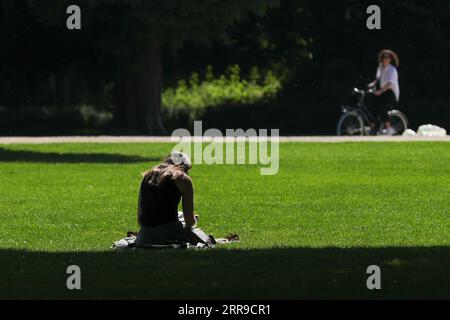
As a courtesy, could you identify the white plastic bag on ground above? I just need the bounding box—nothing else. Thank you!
[417,124,447,137]
[402,129,417,136]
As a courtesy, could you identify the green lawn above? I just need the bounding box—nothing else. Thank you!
[0,142,449,299]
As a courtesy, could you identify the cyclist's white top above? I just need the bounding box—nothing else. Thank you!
[376,64,400,101]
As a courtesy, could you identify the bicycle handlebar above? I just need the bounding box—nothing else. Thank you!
[353,87,374,95]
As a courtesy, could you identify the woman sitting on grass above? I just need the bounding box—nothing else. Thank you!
[135,152,197,247]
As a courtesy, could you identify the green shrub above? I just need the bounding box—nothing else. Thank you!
[162,65,282,120]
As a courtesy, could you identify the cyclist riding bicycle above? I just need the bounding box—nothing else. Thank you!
[365,49,400,135]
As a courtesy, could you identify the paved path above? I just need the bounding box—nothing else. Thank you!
[0,136,449,144]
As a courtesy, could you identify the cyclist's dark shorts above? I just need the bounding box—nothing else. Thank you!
[365,89,397,122]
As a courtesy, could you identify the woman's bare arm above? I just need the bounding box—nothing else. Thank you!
[137,188,142,227]
[174,174,196,228]
[368,80,377,88]
[375,82,394,96]
[381,82,393,92]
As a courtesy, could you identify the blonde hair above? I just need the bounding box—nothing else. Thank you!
[142,152,192,187]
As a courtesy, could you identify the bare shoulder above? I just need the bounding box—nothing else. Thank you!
[173,172,193,190]
[173,171,191,182]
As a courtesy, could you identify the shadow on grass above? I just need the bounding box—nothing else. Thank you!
[0,148,160,164]
[1,246,449,299]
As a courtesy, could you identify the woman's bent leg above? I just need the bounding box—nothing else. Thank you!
[136,220,187,246]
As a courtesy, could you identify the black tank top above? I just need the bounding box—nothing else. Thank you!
[138,176,182,227]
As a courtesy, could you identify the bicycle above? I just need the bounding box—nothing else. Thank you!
[336,88,408,136]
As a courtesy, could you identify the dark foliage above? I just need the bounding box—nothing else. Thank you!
[0,0,448,135]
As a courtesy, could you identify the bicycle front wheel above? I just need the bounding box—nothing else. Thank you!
[337,111,364,136]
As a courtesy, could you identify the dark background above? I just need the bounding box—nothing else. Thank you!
[1,0,449,135]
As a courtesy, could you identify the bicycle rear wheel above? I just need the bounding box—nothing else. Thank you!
[337,112,364,136]
[385,110,408,135]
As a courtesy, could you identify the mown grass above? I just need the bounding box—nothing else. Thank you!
[0,142,449,299]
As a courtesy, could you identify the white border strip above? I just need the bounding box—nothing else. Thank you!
[0,136,449,144]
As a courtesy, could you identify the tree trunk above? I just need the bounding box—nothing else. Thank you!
[138,39,166,135]
[114,39,166,135]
